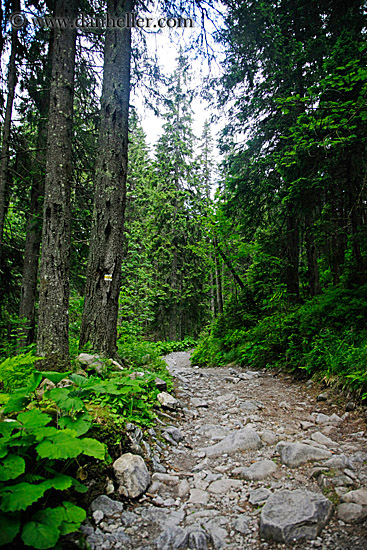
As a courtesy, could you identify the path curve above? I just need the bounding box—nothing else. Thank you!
[83,351,367,550]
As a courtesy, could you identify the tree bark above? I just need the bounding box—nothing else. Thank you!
[18,40,53,347]
[0,0,20,263]
[37,0,77,367]
[285,208,300,303]
[80,0,133,357]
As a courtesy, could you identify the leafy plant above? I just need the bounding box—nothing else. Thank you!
[0,352,41,392]
[0,372,106,549]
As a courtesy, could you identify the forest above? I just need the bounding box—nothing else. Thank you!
[0,0,366,548]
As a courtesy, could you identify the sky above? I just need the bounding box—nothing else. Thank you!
[130,6,225,150]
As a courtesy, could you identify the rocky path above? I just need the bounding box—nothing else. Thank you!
[82,352,367,550]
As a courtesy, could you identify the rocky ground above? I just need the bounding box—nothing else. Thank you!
[81,352,367,550]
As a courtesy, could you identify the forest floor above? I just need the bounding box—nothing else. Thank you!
[82,351,367,550]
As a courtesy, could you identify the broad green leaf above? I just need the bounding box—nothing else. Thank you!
[43,473,74,491]
[26,373,43,392]
[80,437,106,460]
[58,413,91,436]
[36,432,83,459]
[45,388,84,413]
[0,512,20,546]
[0,421,19,438]
[3,394,30,414]
[21,519,60,549]
[17,409,52,430]
[32,426,59,441]
[1,482,49,512]
[0,454,25,481]
[58,502,86,535]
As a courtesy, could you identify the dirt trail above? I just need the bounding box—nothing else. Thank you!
[83,352,367,550]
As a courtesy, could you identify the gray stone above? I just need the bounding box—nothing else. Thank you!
[138,507,185,529]
[155,526,188,549]
[200,428,262,457]
[197,424,229,440]
[113,453,151,498]
[240,400,263,412]
[77,353,103,372]
[323,454,351,470]
[315,412,342,425]
[189,489,209,505]
[164,426,184,443]
[191,397,209,408]
[249,488,271,505]
[90,495,124,517]
[158,392,178,410]
[276,441,331,468]
[188,528,208,550]
[233,459,277,481]
[260,489,333,543]
[155,377,168,391]
[234,515,251,534]
[260,430,279,445]
[208,478,242,494]
[311,431,338,447]
[178,479,190,498]
[341,489,367,506]
[337,503,367,523]
[216,393,236,405]
[316,392,328,402]
[120,511,138,527]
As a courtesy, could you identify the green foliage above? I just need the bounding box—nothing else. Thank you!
[0,373,105,548]
[151,337,197,355]
[0,352,41,392]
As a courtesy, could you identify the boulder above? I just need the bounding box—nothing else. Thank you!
[155,526,188,550]
[233,459,277,481]
[89,495,124,517]
[276,441,331,467]
[77,353,104,373]
[157,391,178,410]
[113,453,150,498]
[155,377,167,391]
[200,428,262,457]
[341,488,367,506]
[337,502,367,523]
[260,489,333,543]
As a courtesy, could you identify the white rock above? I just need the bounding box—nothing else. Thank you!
[113,453,151,498]
[157,391,178,410]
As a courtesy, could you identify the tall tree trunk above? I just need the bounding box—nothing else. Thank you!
[304,210,321,297]
[37,0,77,367]
[285,208,300,303]
[0,0,20,263]
[214,244,223,315]
[18,40,53,347]
[80,0,133,357]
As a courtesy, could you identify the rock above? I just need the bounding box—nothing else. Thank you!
[158,392,178,410]
[208,478,242,494]
[311,431,338,448]
[155,526,188,550]
[260,489,333,543]
[113,453,151,498]
[109,358,124,370]
[191,397,209,408]
[163,426,184,443]
[315,413,342,425]
[323,455,353,470]
[300,421,315,430]
[77,353,103,373]
[90,495,124,517]
[197,424,229,440]
[260,430,279,445]
[240,400,263,412]
[234,515,251,534]
[337,503,367,523]
[187,528,208,550]
[316,392,328,402]
[345,401,356,412]
[189,489,209,505]
[178,479,190,498]
[129,371,145,379]
[233,459,277,481]
[249,488,271,505]
[216,393,236,405]
[276,441,331,468]
[341,488,367,506]
[155,377,168,391]
[200,428,262,457]
[92,510,104,524]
